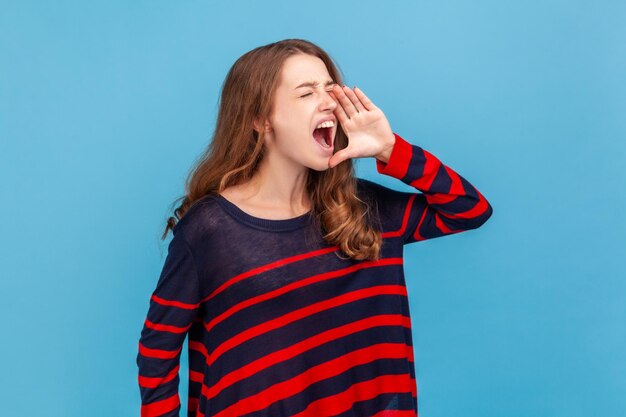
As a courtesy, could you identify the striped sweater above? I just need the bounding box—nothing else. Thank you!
[136,132,493,417]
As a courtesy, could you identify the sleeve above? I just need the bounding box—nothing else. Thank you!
[136,233,202,417]
[370,132,493,245]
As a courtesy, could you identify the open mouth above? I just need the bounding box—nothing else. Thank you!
[312,126,333,149]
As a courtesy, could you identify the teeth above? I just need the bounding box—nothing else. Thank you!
[315,120,335,130]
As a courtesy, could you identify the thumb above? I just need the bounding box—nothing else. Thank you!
[328,148,352,169]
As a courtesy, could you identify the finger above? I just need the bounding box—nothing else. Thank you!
[330,142,360,168]
[330,89,350,124]
[329,148,350,168]
[342,86,366,113]
[333,84,358,119]
[353,86,377,111]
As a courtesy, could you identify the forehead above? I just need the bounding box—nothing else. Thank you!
[278,54,333,88]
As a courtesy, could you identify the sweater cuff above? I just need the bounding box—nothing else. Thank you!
[375,133,413,179]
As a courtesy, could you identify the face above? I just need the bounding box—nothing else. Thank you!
[258,53,339,172]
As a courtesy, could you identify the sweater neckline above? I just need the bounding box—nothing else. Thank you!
[212,193,313,232]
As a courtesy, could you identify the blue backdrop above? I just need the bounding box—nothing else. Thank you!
[1,1,624,416]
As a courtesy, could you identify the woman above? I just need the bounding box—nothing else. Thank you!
[137,38,493,417]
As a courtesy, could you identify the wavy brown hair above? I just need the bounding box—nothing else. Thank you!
[162,38,382,261]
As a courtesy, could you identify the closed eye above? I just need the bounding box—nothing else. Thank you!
[300,89,334,99]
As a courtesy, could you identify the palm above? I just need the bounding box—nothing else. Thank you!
[328,85,395,168]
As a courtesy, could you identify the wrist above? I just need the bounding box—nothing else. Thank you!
[375,134,396,164]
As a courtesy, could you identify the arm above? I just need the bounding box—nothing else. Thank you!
[371,132,493,244]
[136,233,201,417]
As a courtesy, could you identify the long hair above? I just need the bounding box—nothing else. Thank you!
[162,38,382,261]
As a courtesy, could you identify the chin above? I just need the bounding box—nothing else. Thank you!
[309,165,329,173]
[307,158,332,172]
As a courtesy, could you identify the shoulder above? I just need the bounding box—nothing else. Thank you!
[355,177,388,227]
[356,177,409,204]
[356,177,382,197]
[356,177,415,201]
[355,177,417,231]
[171,193,223,246]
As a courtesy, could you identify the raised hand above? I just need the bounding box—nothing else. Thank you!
[328,85,396,169]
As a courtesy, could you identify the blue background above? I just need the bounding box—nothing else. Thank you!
[1,1,624,416]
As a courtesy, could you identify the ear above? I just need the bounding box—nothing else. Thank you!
[253,117,272,133]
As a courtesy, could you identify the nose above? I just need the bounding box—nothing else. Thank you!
[320,89,337,112]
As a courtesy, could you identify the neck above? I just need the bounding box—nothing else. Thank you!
[241,152,312,215]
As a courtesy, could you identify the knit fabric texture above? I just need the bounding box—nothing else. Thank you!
[137,132,493,417]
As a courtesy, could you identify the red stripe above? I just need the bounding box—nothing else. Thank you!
[201,246,340,303]
[151,294,199,310]
[144,319,192,334]
[201,314,412,400]
[424,192,457,205]
[435,213,464,234]
[446,188,491,219]
[426,189,490,220]
[193,385,417,417]
[406,342,415,365]
[204,257,403,333]
[212,342,414,417]
[138,364,179,388]
[376,133,413,178]
[408,148,440,190]
[371,410,417,416]
[410,206,429,242]
[138,341,181,359]
[189,340,210,359]
[207,285,408,365]
[188,396,199,415]
[292,373,415,417]
[189,369,204,383]
[444,165,465,195]
[382,194,417,239]
[140,393,180,417]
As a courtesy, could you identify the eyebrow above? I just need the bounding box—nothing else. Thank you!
[294,80,336,90]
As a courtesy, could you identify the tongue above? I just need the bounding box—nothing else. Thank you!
[313,128,326,145]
